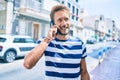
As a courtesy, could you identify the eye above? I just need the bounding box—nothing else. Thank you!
[64,18,69,21]
[58,19,62,22]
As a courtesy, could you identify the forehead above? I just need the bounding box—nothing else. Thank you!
[54,10,69,20]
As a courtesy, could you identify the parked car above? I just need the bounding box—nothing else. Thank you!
[0,35,36,63]
[86,37,97,44]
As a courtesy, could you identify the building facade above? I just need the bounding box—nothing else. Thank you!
[0,0,7,34]
[62,0,83,39]
[0,0,83,41]
[0,0,60,41]
[81,12,118,42]
[14,0,60,41]
[0,0,119,42]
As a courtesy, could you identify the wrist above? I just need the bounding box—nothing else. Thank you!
[43,37,51,43]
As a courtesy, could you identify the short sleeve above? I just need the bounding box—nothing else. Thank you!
[36,37,44,44]
[81,42,87,59]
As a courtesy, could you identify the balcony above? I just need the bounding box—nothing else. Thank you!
[19,0,50,21]
[26,0,42,12]
[0,0,5,11]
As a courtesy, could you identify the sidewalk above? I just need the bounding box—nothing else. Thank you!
[86,42,117,74]
[86,56,99,73]
[88,43,120,80]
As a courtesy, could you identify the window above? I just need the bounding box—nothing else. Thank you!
[25,38,35,43]
[72,6,75,19]
[68,2,71,8]
[26,0,42,12]
[62,1,64,4]
[14,38,34,43]
[69,30,73,36]
[39,0,42,2]
[100,15,104,21]
[76,0,79,2]
[76,8,79,21]
[35,0,42,2]
[14,38,25,43]
[0,25,5,30]
[0,37,6,42]
[14,0,20,8]
[72,6,75,13]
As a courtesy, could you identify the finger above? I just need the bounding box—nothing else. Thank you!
[54,24,60,29]
[47,29,56,40]
[52,25,58,33]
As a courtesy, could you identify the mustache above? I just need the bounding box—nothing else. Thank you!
[59,24,69,28]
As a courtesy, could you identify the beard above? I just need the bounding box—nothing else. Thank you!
[57,28,70,36]
[56,24,70,36]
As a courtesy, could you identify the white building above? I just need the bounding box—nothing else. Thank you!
[55,0,83,39]
[0,0,60,40]
[105,18,113,37]
[81,12,113,42]
[0,0,83,41]
[0,0,12,34]
[1,0,117,42]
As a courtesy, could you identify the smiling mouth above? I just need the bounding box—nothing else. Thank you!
[59,24,69,30]
[57,25,70,36]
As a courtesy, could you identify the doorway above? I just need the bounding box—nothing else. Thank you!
[33,23,39,41]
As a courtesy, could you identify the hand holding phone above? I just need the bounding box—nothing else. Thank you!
[46,24,58,41]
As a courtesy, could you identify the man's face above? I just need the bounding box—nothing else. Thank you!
[54,10,70,35]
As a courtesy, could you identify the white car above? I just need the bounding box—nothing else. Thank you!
[0,35,36,63]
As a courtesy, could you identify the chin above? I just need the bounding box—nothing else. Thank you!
[58,29,69,35]
[61,32,69,35]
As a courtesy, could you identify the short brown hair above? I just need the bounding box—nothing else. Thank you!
[50,4,70,21]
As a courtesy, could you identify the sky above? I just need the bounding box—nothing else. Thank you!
[79,0,120,29]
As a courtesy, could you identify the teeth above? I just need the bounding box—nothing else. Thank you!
[61,27,67,30]
[60,25,68,30]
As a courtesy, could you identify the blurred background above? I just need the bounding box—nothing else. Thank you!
[0,0,120,80]
[0,0,120,42]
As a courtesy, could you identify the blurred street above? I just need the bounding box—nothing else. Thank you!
[90,43,120,80]
[0,0,120,80]
[0,42,120,80]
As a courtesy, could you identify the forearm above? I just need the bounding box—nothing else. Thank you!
[23,38,50,69]
[81,71,90,80]
[80,59,90,80]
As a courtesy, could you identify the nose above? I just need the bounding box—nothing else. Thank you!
[61,20,67,26]
[61,20,65,24]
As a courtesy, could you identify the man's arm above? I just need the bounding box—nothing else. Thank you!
[23,38,50,69]
[80,58,90,80]
[23,25,57,69]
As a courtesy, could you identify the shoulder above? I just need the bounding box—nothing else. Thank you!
[69,36,83,42]
[70,37,86,47]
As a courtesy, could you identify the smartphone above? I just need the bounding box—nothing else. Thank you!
[50,20,59,35]
[50,21,59,37]
[50,20,55,27]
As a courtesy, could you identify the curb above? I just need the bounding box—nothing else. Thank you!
[86,44,116,73]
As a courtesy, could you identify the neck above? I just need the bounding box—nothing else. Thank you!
[56,34,69,40]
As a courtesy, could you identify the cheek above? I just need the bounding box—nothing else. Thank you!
[67,20,70,25]
[67,22,70,27]
[55,21,60,25]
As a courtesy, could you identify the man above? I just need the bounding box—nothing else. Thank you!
[23,4,90,80]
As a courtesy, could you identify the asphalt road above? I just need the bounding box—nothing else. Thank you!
[0,57,45,80]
